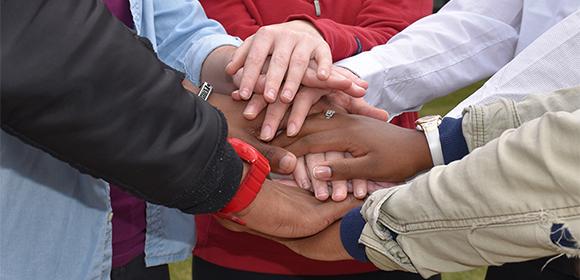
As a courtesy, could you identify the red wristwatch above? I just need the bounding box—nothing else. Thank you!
[215,138,270,225]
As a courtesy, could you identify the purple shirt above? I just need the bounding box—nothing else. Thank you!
[102,0,145,268]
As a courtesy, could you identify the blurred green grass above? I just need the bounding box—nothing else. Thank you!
[169,81,488,280]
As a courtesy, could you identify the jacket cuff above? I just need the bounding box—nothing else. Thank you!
[340,207,369,262]
[439,117,469,164]
[176,109,244,214]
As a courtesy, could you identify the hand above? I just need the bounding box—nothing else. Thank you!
[182,80,296,173]
[226,20,333,103]
[273,113,433,182]
[239,73,386,141]
[276,221,352,261]
[220,218,353,262]
[230,180,363,238]
[294,153,397,201]
[293,153,370,201]
[231,61,368,102]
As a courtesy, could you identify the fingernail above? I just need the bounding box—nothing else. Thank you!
[260,124,273,141]
[316,191,329,201]
[279,154,295,172]
[240,88,251,99]
[265,89,277,101]
[319,69,328,78]
[313,166,332,180]
[287,122,298,136]
[243,104,257,118]
[281,89,293,102]
[356,189,366,198]
[300,180,311,190]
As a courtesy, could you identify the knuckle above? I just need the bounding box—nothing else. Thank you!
[270,55,288,68]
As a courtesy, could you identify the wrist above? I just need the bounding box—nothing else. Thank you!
[409,130,433,175]
[216,138,270,224]
[201,45,237,93]
[289,20,324,39]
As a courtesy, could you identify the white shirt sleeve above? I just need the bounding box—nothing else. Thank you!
[336,0,523,117]
[447,9,580,117]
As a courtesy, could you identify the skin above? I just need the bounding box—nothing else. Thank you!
[183,81,363,238]
[226,20,334,103]
[272,112,433,183]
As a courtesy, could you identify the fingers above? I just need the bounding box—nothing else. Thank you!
[236,34,274,100]
[313,44,332,81]
[346,98,389,122]
[312,156,375,181]
[242,94,268,120]
[226,36,253,77]
[250,140,297,174]
[283,129,353,158]
[333,66,368,89]
[301,66,352,91]
[351,179,368,199]
[260,100,290,141]
[306,153,330,201]
[263,37,296,103]
[292,157,312,190]
[279,43,313,103]
[325,152,348,201]
[286,87,326,136]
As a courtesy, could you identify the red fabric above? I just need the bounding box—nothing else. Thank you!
[197,0,428,275]
[195,215,380,276]
[200,0,432,61]
[193,112,417,276]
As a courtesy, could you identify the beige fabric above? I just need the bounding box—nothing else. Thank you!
[360,87,580,278]
[462,86,580,150]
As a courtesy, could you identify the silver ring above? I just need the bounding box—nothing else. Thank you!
[324,109,336,120]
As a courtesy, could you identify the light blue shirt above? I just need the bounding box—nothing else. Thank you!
[0,1,240,279]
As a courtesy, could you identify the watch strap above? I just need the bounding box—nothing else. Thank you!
[198,82,213,101]
[217,138,270,225]
[424,124,444,166]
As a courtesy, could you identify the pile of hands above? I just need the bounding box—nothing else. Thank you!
[185,20,433,262]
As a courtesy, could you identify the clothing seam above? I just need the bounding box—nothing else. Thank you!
[378,205,580,233]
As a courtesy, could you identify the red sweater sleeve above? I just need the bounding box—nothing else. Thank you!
[200,0,261,40]
[287,0,432,61]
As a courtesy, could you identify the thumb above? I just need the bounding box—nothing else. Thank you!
[252,141,297,174]
[312,157,374,181]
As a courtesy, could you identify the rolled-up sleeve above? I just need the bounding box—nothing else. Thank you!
[151,0,242,85]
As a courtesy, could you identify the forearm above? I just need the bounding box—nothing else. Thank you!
[1,0,242,214]
[200,45,238,93]
[336,0,521,116]
[462,86,580,150]
[149,0,241,86]
[286,0,431,61]
[362,109,580,277]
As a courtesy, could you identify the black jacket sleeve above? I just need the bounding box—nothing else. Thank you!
[0,0,242,214]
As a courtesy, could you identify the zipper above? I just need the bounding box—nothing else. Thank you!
[314,0,321,16]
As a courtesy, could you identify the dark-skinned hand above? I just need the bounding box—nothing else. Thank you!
[272,112,433,182]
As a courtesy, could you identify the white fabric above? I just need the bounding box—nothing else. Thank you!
[336,0,580,118]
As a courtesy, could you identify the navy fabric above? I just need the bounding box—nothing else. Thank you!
[340,207,369,262]
[439,117,469,164]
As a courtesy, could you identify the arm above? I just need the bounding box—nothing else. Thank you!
[287,0,432,61]
[149,0,242,90]
[1,0,242,214]
[360,108,580,277]
[267,87,580,272]
[336,0,523,116]
[199,0,261,40]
